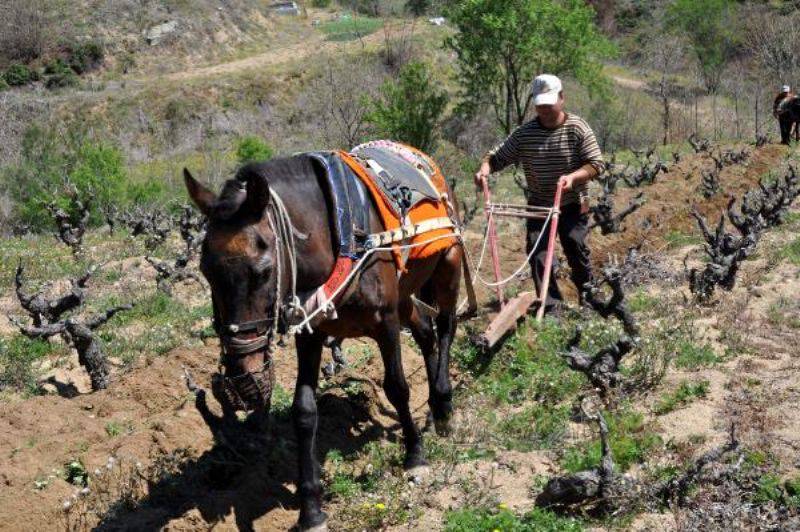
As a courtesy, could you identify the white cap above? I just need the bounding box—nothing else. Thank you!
[531,74,562,106]
[782,85,791,93]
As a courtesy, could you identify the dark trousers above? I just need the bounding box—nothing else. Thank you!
[526,203,593,308]
[779,117,793,145]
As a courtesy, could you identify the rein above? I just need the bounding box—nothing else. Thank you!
[217,188,304,358]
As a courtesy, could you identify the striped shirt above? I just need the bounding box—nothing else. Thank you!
[488,114,605,206]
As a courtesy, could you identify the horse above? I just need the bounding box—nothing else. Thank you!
[778,96,800,144]
[183,152,463,531]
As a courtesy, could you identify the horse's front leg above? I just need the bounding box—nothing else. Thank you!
[375,310,427,470]
[293,332,328,531]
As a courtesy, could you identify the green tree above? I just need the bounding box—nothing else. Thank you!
[235,135,274,164]
[667,0,738,94]
[366,61,448,153]
[445,0,614,134]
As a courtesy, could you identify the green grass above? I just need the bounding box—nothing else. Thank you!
[561,406,661,474]
[766,297,800,329]
[474,319,584,406]
[97,291,212,360]
[653,380,709,415]
[444,506,583,532]
[319,16,383,42]
[0,335,59,395]
[664,230,703,249]
[627,289,660,314]
[673,340,720,369]
[492,404,572,451]
[779,237,800,266]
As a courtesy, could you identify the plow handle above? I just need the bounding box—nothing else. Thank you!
[482,177,505,305]
[535,181,565,322]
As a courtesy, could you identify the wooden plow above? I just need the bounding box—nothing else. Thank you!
[473,179,564,350]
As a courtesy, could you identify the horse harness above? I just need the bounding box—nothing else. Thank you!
[211,146,462,412]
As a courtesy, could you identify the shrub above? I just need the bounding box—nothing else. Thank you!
[2,125,128,228]
[0,77,9,91]
[311,0,332,6]
[235,135,274,164]
[66,40,104,75]
[0,0,48,63]
[4,63,37,86]
[366,61,448,153]
[44,60,79,89]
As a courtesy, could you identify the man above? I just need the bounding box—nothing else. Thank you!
[774,84,796,145]
[475,74,604,312]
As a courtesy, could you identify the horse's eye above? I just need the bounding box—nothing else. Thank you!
[256,236,268,252]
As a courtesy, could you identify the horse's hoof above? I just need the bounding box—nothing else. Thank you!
[405,464,431,485]
[303,522,328,532]
[298,519,328,532]
[434,417,453,437]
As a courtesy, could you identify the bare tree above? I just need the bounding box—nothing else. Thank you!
[744,8,800,83]
[0,0,50,63]
[643,33,688,145]
[306,54,384,149]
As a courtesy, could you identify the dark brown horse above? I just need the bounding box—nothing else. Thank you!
[184,154,462,531]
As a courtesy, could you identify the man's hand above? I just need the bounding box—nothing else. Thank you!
[475,159,491,190]
[559,174,577,191]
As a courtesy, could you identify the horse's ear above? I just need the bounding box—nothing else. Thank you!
[184,168,217,216]
[241,174,271,217]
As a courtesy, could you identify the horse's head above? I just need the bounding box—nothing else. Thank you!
[184,166,280,413]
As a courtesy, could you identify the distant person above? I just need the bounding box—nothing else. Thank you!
[774,84,796,145]
[474,74,605,314]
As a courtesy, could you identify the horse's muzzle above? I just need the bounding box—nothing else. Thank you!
[212,359,274,413]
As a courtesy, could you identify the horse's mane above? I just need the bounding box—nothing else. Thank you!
[211,154,325,222]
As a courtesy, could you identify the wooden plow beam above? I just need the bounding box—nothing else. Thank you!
[474,179,564,350]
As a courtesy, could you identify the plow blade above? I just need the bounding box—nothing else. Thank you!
[475,291,537,350]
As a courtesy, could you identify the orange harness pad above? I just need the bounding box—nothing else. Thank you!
[338,147,457,270]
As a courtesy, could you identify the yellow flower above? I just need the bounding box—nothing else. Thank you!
[492,529,501,532]
[375,502,386,510]
[497,502,508,510]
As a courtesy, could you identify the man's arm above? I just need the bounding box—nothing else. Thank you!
[561,123,604,191]
[560,163,599,191]
[475,128,522,187]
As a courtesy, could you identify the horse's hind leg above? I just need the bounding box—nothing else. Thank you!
[430,244,463,436]
[293,332,328,531]
[400,298,439,430]
[375,310,426,470]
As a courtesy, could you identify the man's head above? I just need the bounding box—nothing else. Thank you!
[531,74,565,126]
[782,85,791,93]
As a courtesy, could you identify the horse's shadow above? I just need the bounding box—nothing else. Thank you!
[95,389,386,531]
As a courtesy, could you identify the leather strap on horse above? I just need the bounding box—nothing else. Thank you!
[364,216,457,249]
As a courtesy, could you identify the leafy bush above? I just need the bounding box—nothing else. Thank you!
[311,0,332,6]
[44,59,79,89]
[366,61,448,153]
[235,135,274,164]
[1,125,128,228]
[0,77,9,91]
[66,40,104,75]
[4,63,37,86]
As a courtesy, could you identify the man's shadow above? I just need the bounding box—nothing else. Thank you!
[95,386,387,531]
